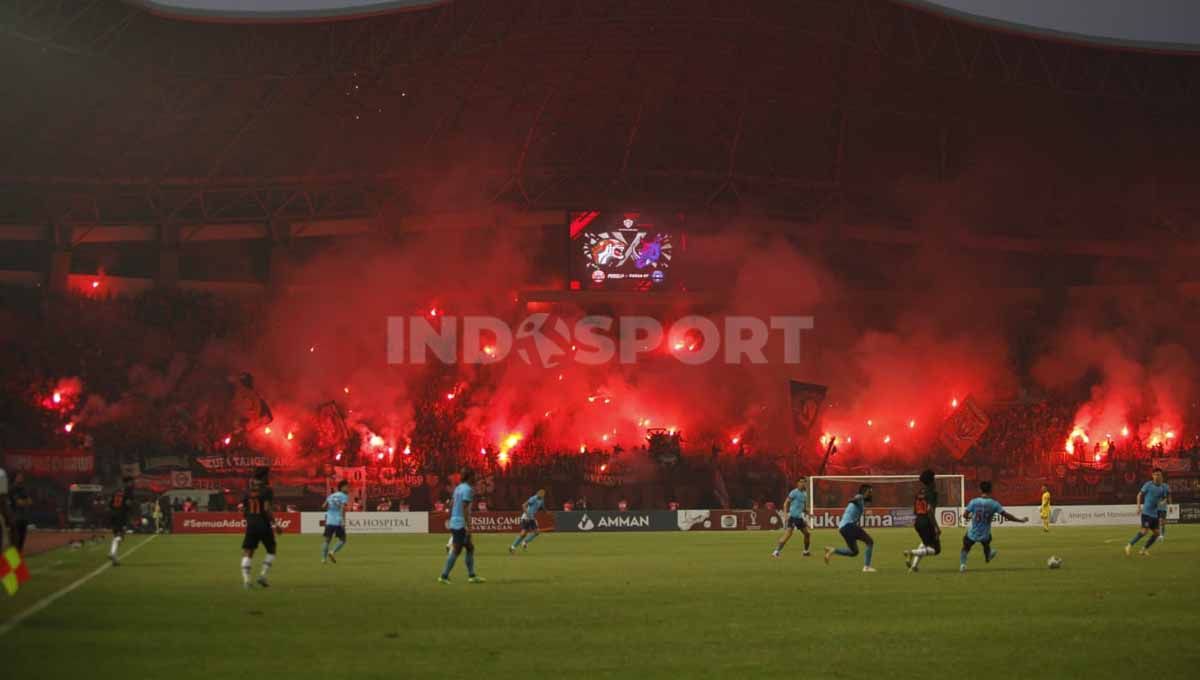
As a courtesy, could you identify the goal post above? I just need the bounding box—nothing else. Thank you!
[807,475,965,529]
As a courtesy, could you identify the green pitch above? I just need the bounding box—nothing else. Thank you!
[3,527,1198,678]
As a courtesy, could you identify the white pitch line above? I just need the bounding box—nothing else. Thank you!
[0,534,158,638]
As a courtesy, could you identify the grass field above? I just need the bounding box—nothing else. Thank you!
[3,526,1198,679]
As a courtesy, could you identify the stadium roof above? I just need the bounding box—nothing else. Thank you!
[0,0,1198,232]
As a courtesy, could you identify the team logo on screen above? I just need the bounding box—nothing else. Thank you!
[581,221,673,277]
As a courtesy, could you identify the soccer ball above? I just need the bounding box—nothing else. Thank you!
[1046,556,1063,569]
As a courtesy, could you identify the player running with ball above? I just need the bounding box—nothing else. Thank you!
[772,478,811,558]
[960,481,1027,572]
[1126,468,1170,556]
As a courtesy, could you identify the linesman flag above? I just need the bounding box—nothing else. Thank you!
[1,546,31,596]
[789,381,828,436]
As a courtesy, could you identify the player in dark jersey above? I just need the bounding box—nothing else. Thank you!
[108,477,136,566]
[903,469,942,573]
[240,467,278,589]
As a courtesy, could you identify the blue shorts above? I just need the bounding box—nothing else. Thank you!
[323,524,346,541]
[450,528,473,548]
[520,518,538,532]
[838,524,869,547]
[1141,514,1160,530]
[787,516,807,530]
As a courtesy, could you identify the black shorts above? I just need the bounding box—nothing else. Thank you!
[961,534,991,551]
[915,518,940,548]
[450,528,473,549]
[111,514,128,535]
[787,516,807,530]
[1141,514,1160,531]
[520,518,538,532]
[242,523,277,554]
[323,524,347,541]
[839,524,870,548]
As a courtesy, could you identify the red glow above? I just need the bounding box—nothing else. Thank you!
[309,346,316,353]
[446,392,456,401]
[334,452,343,461]
[600,464,608,472]
[883,435,891,444]
[52,391,62,404]
[428,307,439,318]
[223,436,232,446]
[673,342,685,351]
[579,444,587,453]
[91,280,100,289]
[369,435,385,448]
[376,452,385,461]
[908,419,916,429]
[501,433,522,453]
[64,422,74,433]
[479,448,487,456]
[1064,425,1088,455]
[951,398,959,409]
[866,419,873,428]
[1094,453,1102,462]
[730,436,740,445]
[483,346,496,357]
[286,431,294,441]
[557,374,564,381]
[497,451,509,464]
[343,386,350,394]
[1121,426,1130,438]
[264,427,272,435]
[402,444,411,455]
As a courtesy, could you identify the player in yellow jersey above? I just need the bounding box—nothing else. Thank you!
[1039,484,1052,532]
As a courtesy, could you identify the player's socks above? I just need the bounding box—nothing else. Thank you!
[864,544,874,567]
[260,553,275,579]
[441,551,458,579]
[1144,535,1158,550]
[959,551,968,569]
[109,535,122,558]
[524,532,539,546]
[241,557,252,585]
[321,541,330,561]
[464,551,476,578]
[910,554,922,570]
[511,536,523,550]
[333,540,346,553]
[1129,532,1146,546]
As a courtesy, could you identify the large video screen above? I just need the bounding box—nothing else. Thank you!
[567,211,684,291]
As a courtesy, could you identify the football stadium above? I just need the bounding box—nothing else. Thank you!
[1,1,1199,677]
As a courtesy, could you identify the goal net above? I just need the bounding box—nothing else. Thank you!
[807,475,965,530]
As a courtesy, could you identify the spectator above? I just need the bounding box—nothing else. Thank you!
[376,497,392,512]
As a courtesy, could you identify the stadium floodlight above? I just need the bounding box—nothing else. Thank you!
[807,474,965,529]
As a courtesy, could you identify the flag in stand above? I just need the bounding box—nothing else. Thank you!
[1,546,31,596]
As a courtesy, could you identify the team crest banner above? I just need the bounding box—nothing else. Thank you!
[788,381,828,435]
[938,395,989,460]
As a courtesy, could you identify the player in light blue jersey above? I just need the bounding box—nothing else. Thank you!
[824,484,876,572]
[321,480,350,564]
[960,481,1027,572]
[439,468,485,584]
[1157,477,1169,542]
[772,478,811,557]
[1126,468,1170,556]
[510,488,547,554]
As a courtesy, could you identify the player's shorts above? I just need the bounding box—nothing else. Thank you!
[242,523,277,553]
[110,513,127,535]
[838,524,869,548]
[914,518,940,551]
[1157,510,1167,519]
[787,516,807,530]
[450,527,473,549]
[961,534,991,551]
[520,518,538,532]
[1141,514,1160,530]
[323,524,347,541]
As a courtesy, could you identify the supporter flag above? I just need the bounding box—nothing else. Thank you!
[1,547,31,596]
[788,381,828,435]
[938,395,990,460]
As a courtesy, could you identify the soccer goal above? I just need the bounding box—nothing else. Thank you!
[807,475,965,529]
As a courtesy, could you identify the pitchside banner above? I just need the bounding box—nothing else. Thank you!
[676,509,783,531]
[555,511,678,532]
[429,511,553,534]
[300,511,428,535]
[807,507,914,529]
[993,505,1180,527]
[172,512,301,534]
